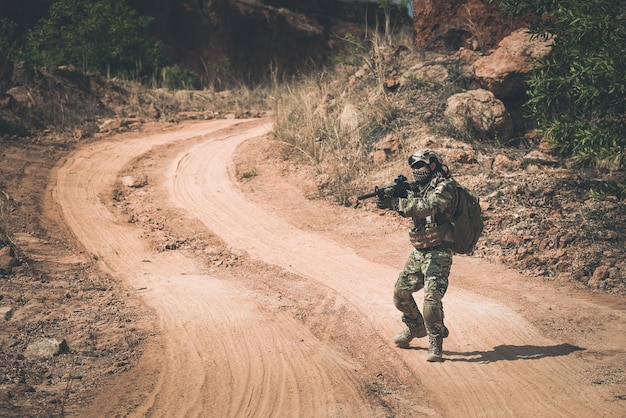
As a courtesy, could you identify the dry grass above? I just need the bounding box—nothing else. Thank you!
[269,28,465,205]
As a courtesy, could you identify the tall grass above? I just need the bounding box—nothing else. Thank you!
[271,28,431,205]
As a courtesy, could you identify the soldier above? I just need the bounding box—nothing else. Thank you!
[377,149,457,362]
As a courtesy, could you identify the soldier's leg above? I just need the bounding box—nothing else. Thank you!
[392,250,427,347]
[421,249,452,361]
[393,249,426,323]
[422,249,451,336]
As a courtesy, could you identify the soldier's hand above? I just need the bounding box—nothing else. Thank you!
[376,197,393,209]
[382,186,395,198]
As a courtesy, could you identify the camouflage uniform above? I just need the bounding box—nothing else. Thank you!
[394,173,456,342]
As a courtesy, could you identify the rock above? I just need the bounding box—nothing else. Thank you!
[523,150,558,166]
[491,154,518,172]
[24,338,70,359]
[5,86,35,108]
[402,63,449,85]
[445,89,513,141]
[0,245,20,274]
[473,28,553,99]
[371,134,401,164]
[0,93,16,109]
[0,306,13,321]
[339,104,359,133]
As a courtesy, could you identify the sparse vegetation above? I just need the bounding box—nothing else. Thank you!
[272,29,466,204]
[240,167,258,179]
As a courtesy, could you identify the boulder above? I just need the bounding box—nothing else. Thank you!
[444,89,513,141]
[24,338,69,359]
[473,28,553,99]
[371,134,401,164]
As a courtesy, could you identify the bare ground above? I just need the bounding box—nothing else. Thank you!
[1,118,625,417]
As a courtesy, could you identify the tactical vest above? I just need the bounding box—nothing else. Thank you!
[407,178,457,250]
[408,214,452,250]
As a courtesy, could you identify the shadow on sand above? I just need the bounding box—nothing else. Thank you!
[444,343,586,363]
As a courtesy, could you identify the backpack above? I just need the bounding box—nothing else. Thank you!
[449,183,484,254]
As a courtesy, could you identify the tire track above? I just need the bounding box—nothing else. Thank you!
[53,119,622,417]
[54,120,377,417]
[168,125,617,417]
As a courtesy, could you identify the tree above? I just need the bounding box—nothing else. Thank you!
[0,18,17,64]
[493,0,626,168]
[377,0,411,42]
[24,0,164,80]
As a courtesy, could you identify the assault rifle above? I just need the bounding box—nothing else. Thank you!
[357,174,412,201]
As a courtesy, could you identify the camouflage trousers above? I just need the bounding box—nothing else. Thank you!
[393,248,452,338]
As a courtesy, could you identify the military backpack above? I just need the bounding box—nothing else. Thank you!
[449,183,484,254]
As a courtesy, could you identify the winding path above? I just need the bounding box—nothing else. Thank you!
[52,119,624,417]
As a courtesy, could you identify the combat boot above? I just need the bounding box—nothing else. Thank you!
[393,322,427,348]
[426,335,443,362]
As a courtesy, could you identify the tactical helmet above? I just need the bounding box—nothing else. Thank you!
[408,149,443,169]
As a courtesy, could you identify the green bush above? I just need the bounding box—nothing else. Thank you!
[494,0,626,169]
[23,0,165,81]
[161,66,198,90]
[0,18,17,63]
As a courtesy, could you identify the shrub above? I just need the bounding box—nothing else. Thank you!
[161,66,199,90]
[23,0,165,81]
[0,18,17,64]
[494,0,626,169]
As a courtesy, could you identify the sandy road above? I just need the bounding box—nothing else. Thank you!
[52,119,625,417]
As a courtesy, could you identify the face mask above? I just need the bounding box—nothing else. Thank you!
[413,169,431,184]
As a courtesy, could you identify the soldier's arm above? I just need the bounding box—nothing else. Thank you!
[396,180,456,218]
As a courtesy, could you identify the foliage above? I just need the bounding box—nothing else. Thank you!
[589,180,626,201]
[331,33,367,66]
[376,0,412,40]
[493,0,626,169]
[0,18,17,64]
[200,56,233,89]
[23,0,165,81]
[161,66,198,90]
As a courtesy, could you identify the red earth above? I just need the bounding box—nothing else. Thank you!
[2,118,625,417]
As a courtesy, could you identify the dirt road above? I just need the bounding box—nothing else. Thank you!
[51,119,625,417]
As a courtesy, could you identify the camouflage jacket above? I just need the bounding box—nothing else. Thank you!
[396,173,457,248]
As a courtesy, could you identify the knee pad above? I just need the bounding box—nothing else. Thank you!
[423,300,443,324]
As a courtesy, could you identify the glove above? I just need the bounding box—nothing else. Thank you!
[375,186,393,209]
[378,187,401,209]
[382,186,396,198]
[377,197,394,209]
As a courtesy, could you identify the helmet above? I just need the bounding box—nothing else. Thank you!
[408,149,443,169]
